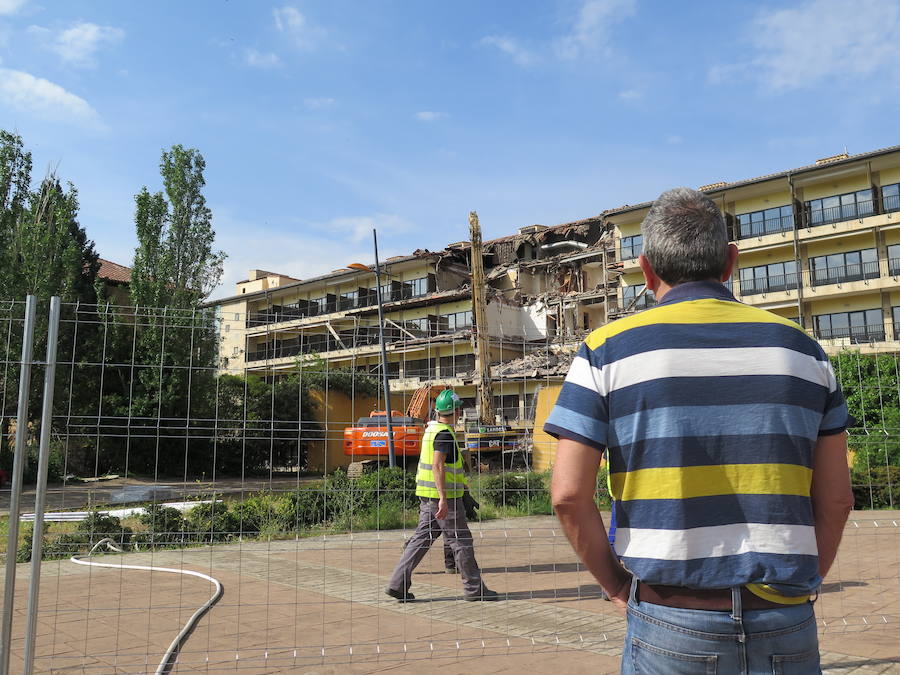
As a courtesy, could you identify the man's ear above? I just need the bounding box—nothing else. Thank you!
[721,243,739,282]
[638,254,660,292]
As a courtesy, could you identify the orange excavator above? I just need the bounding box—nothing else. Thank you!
[344,384,443,478]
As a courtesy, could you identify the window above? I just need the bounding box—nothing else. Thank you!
[622,284,655,310]
[738,261,798,296]
[339,290,359,310]
[805,189,874,226]
[493,394,520,421]
[441,310,472,332]
[810,248,878,286]
[402,317,429,338]
[737,205,793,239]
[620,235,642,260]
[814,309,884,342]
[408,277,430,297]
[883,183,900,214]
[439,353,476,376]
[893,306,900,340]
[403,357,435,378]
[889,244,900,276]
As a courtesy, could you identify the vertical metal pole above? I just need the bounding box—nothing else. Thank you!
[373,229,396,467]
[0,296,37,675]
[22,297,60,674]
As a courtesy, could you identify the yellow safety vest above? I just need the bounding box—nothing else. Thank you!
[415,421,467,499]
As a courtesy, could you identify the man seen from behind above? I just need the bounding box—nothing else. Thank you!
[547,187,854,674]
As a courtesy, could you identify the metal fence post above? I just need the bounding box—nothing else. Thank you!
[0,296,38,675]
[23,297,60,674]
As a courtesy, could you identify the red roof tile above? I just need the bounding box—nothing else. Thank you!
[97,258,131,284]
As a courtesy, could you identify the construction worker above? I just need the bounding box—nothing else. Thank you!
[386,389,499,602]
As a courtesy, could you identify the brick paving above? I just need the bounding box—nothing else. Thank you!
[2,511,899,673]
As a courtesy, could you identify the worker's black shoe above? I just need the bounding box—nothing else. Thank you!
[385,587,415,602]
[464,587,500,601]
[445,566,459,574]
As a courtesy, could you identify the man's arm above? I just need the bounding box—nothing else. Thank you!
[811,432,854,578]
[432,449,448,519]
[551,438,630,612]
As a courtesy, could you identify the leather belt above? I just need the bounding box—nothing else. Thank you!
[637,582,788,611]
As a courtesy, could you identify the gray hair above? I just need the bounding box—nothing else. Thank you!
[641,187,728,285]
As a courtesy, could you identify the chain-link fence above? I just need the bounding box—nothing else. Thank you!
[0,297,897,673]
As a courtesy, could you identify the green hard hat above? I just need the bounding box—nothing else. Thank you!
[435,389,463,413]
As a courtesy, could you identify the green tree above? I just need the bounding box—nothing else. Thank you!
[131,145,224,308]
[114,145,225,474]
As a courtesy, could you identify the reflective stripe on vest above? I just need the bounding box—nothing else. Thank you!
[415,421,466,499]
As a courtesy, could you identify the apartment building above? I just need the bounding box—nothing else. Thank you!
[210,217,617,427]
[606,144,900,353]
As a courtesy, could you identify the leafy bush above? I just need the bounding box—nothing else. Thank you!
[595,465,612,508]
[350,467,417,511]
[851,466,900,509]
[17,512,133,562]
[288,486,328,528]
[480,472,549,509]
[184,502,240,543]
[0,441,65,486]
[134,504,187,547]
[233,492,295,535]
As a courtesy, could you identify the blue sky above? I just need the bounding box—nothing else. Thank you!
[1,0,899,299]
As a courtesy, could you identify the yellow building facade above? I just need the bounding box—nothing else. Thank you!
[606,145,900,354]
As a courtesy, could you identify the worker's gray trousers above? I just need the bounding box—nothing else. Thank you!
[387,497,483,597]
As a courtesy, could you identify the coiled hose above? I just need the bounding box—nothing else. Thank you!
[71,538,223,675]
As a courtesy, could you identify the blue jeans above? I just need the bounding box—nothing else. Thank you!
[622,578,820,674]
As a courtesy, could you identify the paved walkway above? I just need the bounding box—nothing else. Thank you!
[2,512,899,673]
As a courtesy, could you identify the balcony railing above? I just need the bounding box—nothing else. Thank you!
[884,193,900,214]
[807,200,875,227]
[890,257,900,276]
[815,326,886,344]
[739,272,799,296]
[738,214,795,239]
[811,260,880,287]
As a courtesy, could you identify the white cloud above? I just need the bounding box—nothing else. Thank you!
[0,0,27,15]
[29,21,124,67]
[244,48,282,68]
[558,0,636,59]
[617,88,642,101]
[480,35,538,66]
[414,111,447,122]
[320,213,416,244]
[304,96,336,109]
[273,5,325,50]
[710,0,900,90]
[0,68,100,124]
[209,212,416,299]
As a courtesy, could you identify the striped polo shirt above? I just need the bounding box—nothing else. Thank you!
[545,281,850,600]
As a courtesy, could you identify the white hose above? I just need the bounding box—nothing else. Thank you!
[71,538,223,675]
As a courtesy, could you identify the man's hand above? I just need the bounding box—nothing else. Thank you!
[435,497,448,520]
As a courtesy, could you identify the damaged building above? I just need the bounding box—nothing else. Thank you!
[209,215,619,430]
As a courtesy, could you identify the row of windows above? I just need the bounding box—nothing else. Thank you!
[622,184,900,252]
[725,246,900,297]
[248,276,436,327]
[246,311,474,361]
[730,183,900,241]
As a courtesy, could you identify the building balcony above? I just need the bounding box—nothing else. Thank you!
[737,214,795,240]
[806,200,875,228]
[814,325,886,344]
[811,261,880,287]
[738,273,799,296]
